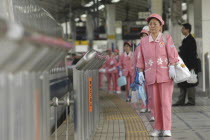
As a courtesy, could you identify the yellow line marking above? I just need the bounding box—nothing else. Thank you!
[128,130,148,133]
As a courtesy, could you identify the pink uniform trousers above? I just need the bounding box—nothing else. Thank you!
[107,73,115,91]
[125,72,134,98]
[140,85,154,117]
[99,72,104,89]
[114,73,121,92]
[148,81,173,130]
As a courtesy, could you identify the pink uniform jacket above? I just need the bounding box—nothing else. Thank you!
[105,55,117,73]
[119,52,135,76]
[136,32,179,85]
[134,45,141,67]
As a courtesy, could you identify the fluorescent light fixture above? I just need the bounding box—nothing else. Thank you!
[81,14,87,18]
[75,18,79,22]
[111,0,120,3]
[98,5,105,10]
[182,2,187,11]
[84,1,94,7]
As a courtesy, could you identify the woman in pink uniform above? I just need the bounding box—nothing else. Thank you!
[99,63,106,89]
[113,49,121,94]
[136,14,178,137]
[135,27,154,117]
[119,42,135,101]
[105,48,117,93]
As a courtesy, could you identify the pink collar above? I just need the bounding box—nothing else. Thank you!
[149,32,162,43]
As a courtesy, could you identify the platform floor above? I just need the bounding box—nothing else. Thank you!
[52,86,210,140]
[92,86,210,140]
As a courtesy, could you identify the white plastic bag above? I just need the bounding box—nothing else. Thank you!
[174,56,191,83]
[117,76,127,87]
[131,91,138,103]
[187,70,198,83]
[137,83,147,106]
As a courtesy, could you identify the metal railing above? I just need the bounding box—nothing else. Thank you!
[73,50,106,140]
[0,19,73,140]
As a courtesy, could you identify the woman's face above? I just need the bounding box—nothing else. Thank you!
[148,18,162,34]
[114,52,118,56]
[124,44,131,53]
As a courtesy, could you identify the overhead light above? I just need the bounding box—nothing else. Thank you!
[75,18,80,22]
[84,1,94,7]
[81,14,87,22]
[81,14,87,18]
[111,0,120,3]
[98,5,105,10]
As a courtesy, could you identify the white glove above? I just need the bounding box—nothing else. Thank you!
[99,68,105,73]
[139,72,145,84]
[169,65,176,79]
[110,61,114,65]
[108,67,116,72]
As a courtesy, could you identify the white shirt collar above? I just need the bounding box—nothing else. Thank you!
[149,32,162,43]
[124,52,132,57]
[184,34,190,39]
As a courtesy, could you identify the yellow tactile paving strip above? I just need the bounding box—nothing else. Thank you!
[101,93,150,140]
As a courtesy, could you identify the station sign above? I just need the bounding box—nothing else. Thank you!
[88,77,93,112]
[138,12,150,19]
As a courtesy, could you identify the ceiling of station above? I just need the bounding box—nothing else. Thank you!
[37,0,150,23]
[115,0,149,21]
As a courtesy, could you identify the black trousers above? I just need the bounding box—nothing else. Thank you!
[176,87,196,105]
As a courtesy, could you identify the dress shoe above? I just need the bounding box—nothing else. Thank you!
[172,103,184,106]
[126,98,131,102]
[163,130,172,137]
[150,129,162,137]
[184,103,195,106]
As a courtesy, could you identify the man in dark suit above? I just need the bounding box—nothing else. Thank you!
[173,23,199,106]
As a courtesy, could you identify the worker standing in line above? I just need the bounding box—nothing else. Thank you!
[136,14,179,137]
[119,42,135,101]
[134,26,155,120]
[113,49,121,94]
[105,48,117,93]
[99,63,106,89]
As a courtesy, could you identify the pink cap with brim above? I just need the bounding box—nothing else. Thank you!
[140,29,149,35]
[124,42,131,47]
[114,49,119,53]
[106,48,111,51]
[146,13,164,25]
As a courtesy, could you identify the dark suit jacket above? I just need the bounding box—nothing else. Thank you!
[178,34,199,87]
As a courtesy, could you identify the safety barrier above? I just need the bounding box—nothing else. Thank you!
[73,50,106,140]
[0,19,73,140]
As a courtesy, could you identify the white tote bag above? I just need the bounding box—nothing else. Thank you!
[131,91,138,103]
[174,56,191,83]
[187,70,198,83]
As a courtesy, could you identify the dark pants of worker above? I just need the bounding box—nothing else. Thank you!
[176,87,196,105]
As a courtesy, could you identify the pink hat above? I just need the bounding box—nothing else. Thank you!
[124,41,132,47]
[114,49,119,53]
[106,48,111,51]
[146,13,164,25]
[140,29,149,35]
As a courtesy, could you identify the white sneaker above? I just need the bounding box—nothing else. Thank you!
[116,91,121,94]
[147,108,151,112]
[163,130,172,137]
[149,116,155,122]
[140,108,147,113]
[150,129,162,137]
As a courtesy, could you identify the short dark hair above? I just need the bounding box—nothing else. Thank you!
[148,17,162,25]
[182,23,191,33]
